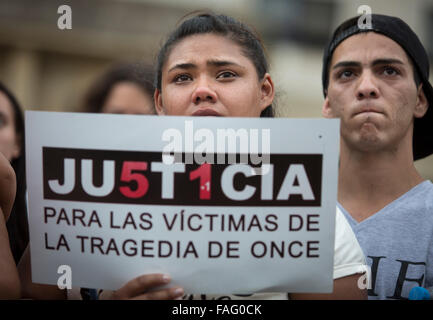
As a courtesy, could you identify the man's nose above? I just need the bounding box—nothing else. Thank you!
[356,71,380,99]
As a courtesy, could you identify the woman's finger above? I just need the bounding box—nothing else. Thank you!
[113,273,171,299]
[131,286,184,300]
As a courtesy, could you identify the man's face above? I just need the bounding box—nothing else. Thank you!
[323,32,428,155]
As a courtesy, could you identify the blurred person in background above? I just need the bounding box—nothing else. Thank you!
[0,82,28,265]
[81,62,155,115]
[0,82,28,266]
[0,81,24,298]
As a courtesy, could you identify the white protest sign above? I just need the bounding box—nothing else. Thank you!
[25,111,340,293]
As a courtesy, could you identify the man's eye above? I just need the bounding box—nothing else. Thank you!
[174,74,192,83]
[217,71,236,79]
[382,66,399,76]
[339,70,354,79]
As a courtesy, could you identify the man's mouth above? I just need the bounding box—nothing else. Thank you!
[353,107,384,116]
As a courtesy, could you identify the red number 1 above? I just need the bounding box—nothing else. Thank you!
[189,163,211,200]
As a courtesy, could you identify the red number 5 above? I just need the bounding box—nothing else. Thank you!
[119,161,149,198]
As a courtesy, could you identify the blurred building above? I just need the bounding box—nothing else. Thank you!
[0,0,432,178]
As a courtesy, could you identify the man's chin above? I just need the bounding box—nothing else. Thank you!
[343,130,383,152]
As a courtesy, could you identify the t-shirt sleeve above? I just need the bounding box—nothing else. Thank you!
[425,205,433,288]
[333,207,369,280]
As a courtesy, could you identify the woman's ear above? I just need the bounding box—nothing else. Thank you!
[154,89,165,115]
[259,73,275,112]
[414,84,428,118]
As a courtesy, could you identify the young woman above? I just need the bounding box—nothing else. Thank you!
[0,82,23,299]
[0,82,28,266]
[101,13,368,300]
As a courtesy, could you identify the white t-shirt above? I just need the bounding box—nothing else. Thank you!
[181,207,368,300]
[69,208,368,300]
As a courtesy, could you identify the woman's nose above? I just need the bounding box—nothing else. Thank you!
[191,78,217,104]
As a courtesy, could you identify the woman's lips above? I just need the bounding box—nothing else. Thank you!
[191,109,222,116]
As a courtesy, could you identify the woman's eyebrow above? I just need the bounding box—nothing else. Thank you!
[168,60,245,73]
[168,63,197,73]
[206,60,244,69]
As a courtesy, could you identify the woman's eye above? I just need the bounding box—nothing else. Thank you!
[217,71,236,79]
[174,74,192,83]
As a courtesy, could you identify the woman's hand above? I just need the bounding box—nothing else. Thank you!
[103,273,184,300]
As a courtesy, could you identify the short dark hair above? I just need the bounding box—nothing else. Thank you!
[82,62,155,113]
[155,12,274,117]
[323,16,421,95]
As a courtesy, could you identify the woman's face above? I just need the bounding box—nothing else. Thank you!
[0,91,20,161]
[155,33,274,117]
[101,81,155,115]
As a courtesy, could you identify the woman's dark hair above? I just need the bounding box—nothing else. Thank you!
[0,81,28,264]
[155,12,274,118]
[82,62,155,113]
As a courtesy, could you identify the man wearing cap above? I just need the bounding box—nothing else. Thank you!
[322,14,433,300]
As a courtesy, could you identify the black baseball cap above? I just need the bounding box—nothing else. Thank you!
[322,14,433,160]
